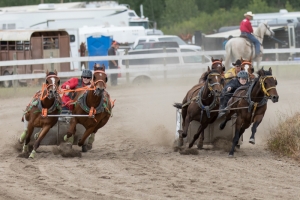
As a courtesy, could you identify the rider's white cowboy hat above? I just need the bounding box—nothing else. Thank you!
[244,11,254,17]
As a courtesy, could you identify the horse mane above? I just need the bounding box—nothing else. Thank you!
[257,68,272,77]
[203,69,219,81]
[47,72,56,76]
[94,64,106,71]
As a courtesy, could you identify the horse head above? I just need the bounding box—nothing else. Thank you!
[204,66,224,95]
[240,58,254,77]
[93,64,107,96]
[211,57,225,74]
[257,67,279,103]
[45,69,60,99]
[258,22,274,37]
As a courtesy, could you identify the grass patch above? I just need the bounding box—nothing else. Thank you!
[267,112,300,160]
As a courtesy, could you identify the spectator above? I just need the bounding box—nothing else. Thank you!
[108,41,120,86]
[222,35,233,50]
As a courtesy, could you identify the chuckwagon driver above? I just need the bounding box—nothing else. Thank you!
[224,59,242,83]
[219,71,250,115]
[61,69,93,110]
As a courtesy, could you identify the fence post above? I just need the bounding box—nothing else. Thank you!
[13,52,18,91]
[125,49,129,84]
[275,43,279,76]
[50,52,54,71]
[163,47,167,80]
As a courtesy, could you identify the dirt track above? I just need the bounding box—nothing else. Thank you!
[0,76,300,200]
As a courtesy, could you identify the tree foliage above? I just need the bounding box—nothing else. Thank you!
[0,0,299,35]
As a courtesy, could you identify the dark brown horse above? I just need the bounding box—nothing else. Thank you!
[64,65,113,152]
[174,67,224,148]
[219,67,279,156]
[19,70,61,158]
[199,57,225,84]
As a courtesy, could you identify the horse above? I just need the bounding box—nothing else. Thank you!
[199,57,225,84]
[224,58,255,84]
[219,67,279,156]
[64,64,113,152]
[173,67,224,149]
[19,70,61,158]
[224,22,274,70]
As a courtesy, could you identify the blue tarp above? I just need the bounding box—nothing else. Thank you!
[87,35,112,70]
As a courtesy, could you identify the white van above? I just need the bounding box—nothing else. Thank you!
[132,35,201,51]
[118,48,211,84]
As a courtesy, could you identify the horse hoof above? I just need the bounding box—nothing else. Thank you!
[197,143,203,149]
[178,138,184,147]
[29,150,36,159]
[228,154,234,158]
[82,145,88,152]
[86,144,93,151]
[249,138,255,144]
[219,122,226,130]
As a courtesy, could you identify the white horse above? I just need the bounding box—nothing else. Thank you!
[224,22,274,69]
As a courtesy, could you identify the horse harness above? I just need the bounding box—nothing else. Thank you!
[240,75,276,122]
[182,72,222,121]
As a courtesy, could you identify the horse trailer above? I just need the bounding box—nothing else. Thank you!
[0,29,70,87]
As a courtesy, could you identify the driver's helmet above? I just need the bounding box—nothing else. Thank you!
[237,71,248,79]
[81,69,92,78]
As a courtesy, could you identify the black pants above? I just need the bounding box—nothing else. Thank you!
[220,91,233,109]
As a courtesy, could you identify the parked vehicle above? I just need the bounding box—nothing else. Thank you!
[132,35,202,51]
[133,41,179,50]
[118,48,210,84]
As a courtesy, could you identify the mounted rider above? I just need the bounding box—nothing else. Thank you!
[220,71,250,114]
[240,11,261,59]
[61,69,93,110]
[224,59,242,84]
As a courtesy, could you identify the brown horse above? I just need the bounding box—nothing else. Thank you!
[199,57,225,84]
[19,70,61,158]
[174,67,224,148]
[64,65,113,152]
[219,67,279,156]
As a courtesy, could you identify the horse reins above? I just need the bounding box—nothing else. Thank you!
[259,75,277,97]
[91,70,107,89]
[40,75,60,101]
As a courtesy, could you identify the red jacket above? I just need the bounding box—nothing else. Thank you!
[240,18,253,33]
[61,78,87,109]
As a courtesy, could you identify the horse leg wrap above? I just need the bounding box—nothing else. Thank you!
[22,144,29,153]
[19,131,27,143]
[64,135,74,144]
[34,130,41,140]
[88,133,95,145]
[29,150,36,159]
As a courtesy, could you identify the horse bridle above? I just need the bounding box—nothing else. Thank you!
[206,72,223,94]
[259,75,277,97]
[92,70,107,89]
[40,74,60,100]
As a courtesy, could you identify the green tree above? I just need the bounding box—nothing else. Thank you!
[285,1,294,12]
[162,0,198,27]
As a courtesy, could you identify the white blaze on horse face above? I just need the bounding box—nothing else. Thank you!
[244,64,249,73]
[215,76,218,81]
[51,77,56,89]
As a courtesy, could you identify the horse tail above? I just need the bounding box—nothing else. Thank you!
[173,103,182,109]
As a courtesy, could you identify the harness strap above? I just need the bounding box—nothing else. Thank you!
[251,103,258,123]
